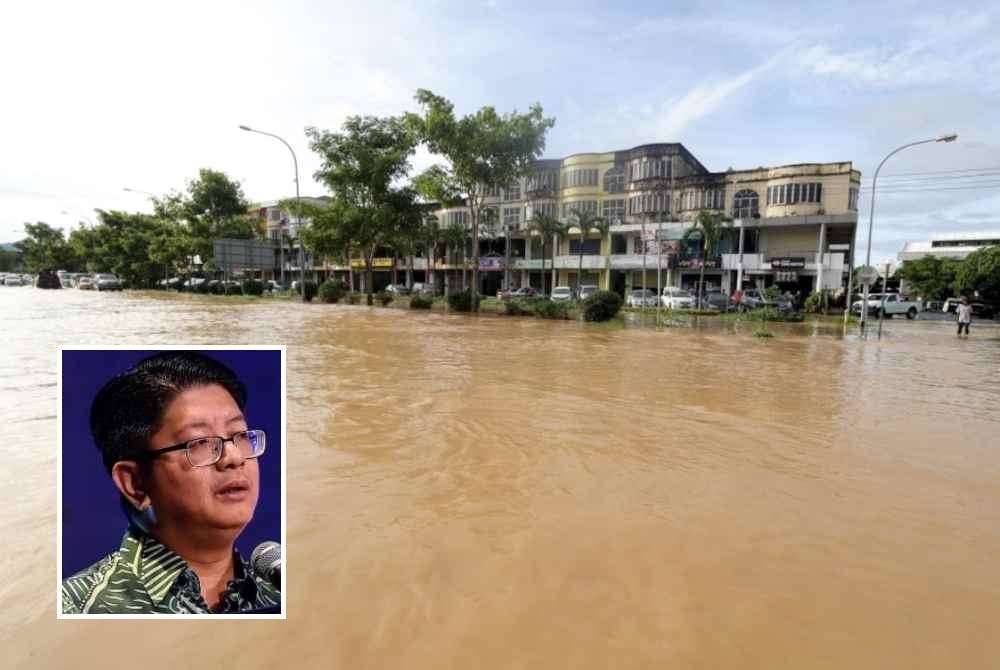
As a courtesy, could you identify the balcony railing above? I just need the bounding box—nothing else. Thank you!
[608,254,662,270]
[554,255,607,269]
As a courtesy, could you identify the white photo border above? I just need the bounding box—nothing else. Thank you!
[56,344,287,620]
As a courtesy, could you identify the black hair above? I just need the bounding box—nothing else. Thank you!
[89,351,247,473]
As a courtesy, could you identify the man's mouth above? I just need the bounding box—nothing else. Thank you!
[215,479,251,500]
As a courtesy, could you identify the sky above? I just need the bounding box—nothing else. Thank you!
[1,0,998,265]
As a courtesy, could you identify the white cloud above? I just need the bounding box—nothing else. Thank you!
[655,61,768,138]
[798,9,999,90]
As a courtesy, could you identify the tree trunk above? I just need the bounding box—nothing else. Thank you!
[604,230,610,292]
[428,243,434,292]
[461,240,467,291]
[366,249,374,306]
[540,238,546,294]
[407,254,413,289]
[539,239,545,297]
[698,244,706,307]
[347,242,354,292]
[471,208,480,311]
[551,234,558,291]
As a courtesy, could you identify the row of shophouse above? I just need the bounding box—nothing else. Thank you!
[251,143,862,298]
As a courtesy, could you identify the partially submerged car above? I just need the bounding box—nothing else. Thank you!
[626,289,657,308]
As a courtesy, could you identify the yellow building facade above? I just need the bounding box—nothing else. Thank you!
[432,143,861,298]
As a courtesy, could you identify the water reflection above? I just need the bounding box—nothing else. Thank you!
[3,289,999,668]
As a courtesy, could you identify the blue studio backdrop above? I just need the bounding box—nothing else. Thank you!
[62,349,282,578]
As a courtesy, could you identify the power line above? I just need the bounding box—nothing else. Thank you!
[860,182,1000,194]
[878,166,1000,178]
[867,171,1000,185]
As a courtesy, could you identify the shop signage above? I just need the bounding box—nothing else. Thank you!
[775,271,799,282]
[770,257,806,269]
[678,257,720,269]
[479,257,505,271]
[634,237,678,255]
[350,257,395,269]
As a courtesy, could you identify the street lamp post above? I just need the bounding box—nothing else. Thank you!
[859,133,957,334]
[239,124,306,302]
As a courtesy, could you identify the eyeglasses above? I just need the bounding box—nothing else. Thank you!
[136,429,267,468]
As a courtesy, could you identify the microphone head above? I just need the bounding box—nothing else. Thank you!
[251,541,281,581]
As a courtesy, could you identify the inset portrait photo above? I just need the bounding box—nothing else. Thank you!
[58,346,285,618]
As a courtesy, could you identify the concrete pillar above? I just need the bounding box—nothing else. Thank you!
[815,222,827,292]
[736,223,745,292]
[551,233,559,288]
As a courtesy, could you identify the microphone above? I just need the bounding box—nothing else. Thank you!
[251,541,281,590]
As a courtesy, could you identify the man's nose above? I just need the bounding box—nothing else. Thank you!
[215,437,245,469]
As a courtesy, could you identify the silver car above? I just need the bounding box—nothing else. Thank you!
[95,273,124,291]
[626,289,657,308]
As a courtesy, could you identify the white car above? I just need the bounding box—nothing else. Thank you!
[550,286,574,302]
[3,274,26,286]
[851,293,921,319]
[577,284,599,300]
[626,289,657,308]
[661,287,695,309]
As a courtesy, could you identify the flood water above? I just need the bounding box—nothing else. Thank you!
[3,288,999,668]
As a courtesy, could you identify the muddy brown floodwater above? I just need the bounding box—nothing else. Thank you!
[2,289,999,668]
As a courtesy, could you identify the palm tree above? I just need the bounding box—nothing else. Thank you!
[527,211,565,296]
[568,208,608,295]
[681,210,731,307]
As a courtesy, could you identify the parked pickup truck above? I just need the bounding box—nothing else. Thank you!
[851,293,921,319]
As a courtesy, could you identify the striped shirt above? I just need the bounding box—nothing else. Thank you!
[62,527,280,614]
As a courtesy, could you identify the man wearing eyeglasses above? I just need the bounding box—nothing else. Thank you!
[62,352,280,614]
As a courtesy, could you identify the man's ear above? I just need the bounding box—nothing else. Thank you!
[111,461,151,510]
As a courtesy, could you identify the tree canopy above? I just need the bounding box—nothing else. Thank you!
[154,168,254,261]
[895,255,961,301]
[17,222,79,272]
[407,89,555,307]
[954,246,1000,304]
[304,115,420,298]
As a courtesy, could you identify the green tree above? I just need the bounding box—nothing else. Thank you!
[297,199,357,292]
[17,222,79,272]
[411,165,463,295]
[156,169,253,262]
[306,115,418,303]
[681,210,731,306]
[568,208,609,295]
[954,245,1000,304]
[0,246,20,272]
[386,188,426,289]
[72,211,185,288]
[527,212,566,295]
[408,89,555,310]
[896,255,961,301]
